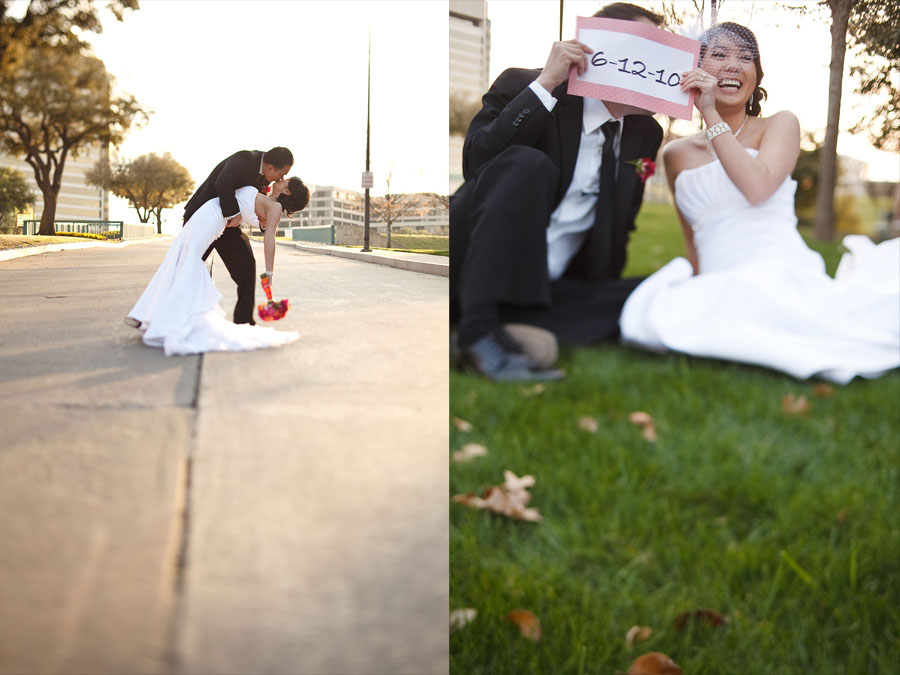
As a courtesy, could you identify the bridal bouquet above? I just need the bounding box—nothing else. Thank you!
[257,273,289,321]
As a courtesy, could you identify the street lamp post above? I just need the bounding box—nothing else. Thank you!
[362,26,373,253]
[559,0,564,41]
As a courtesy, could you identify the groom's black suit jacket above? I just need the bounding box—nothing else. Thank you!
[451,67,663,283]
[183,150,266,224]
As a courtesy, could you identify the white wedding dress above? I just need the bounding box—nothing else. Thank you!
[128,186,299,356]
[620,149,900,384]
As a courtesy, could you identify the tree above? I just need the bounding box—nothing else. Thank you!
[0,0,138,77]
[0,44,148,234]
[784,0,853,242]
[449,93,481,137]
[0,166,34,233]
[88,152,194,233]
[846,0,899,152]
[423,192,449,209]
[809,0,853,242]
[351,172,428,248]
[655,0,726,31]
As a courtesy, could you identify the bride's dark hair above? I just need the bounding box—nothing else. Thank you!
[699,22,768,117]
[277,177,310,216]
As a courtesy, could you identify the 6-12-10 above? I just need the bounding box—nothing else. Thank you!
[590,51,682,87]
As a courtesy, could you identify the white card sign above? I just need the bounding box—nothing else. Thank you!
[568,17,701,120]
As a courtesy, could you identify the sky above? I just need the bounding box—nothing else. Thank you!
[70,0,448,231]
[485,0,898,183]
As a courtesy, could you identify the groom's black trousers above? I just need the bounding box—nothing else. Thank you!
[202,228,256,325]
[450,146,643,345]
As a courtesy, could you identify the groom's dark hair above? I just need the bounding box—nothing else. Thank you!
[593,2,665,26]
[278,177,310,216]
[263,146,294,168]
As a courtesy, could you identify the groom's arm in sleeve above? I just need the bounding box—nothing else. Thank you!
[215,152,255,225]
[462,68,555,180]
[463,40,591,179]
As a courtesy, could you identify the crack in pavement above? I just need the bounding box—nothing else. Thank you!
[164,353,203,673]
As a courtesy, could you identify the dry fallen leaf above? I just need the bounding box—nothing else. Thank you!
[503,469,535,491]
[674,608,727,631]
[452,416,473,432]
[452,442,488,463]
[578,416,599,433]
[625,625,653,646]
[452,470,543,522]
[627,652,683,675]
[628,411,658,442]
[450,608,477,631]
[813,383,835,397]
[781,393,811,415]
[521,383,545,396]
[628,411,653,425]
[507,609,542,642]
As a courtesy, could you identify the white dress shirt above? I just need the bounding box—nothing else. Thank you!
[529,80,623,280]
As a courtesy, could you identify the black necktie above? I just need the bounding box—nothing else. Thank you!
[592,120,620,279]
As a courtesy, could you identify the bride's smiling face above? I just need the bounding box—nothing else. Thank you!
[700,34,757,104]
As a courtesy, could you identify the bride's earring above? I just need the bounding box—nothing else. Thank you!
[749,92,754,107]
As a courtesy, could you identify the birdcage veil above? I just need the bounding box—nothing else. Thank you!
[699,22,768,116]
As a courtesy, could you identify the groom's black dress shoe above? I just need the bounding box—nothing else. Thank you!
[458,331,564,382]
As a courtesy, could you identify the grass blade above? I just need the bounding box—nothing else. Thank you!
[780,549,817,589]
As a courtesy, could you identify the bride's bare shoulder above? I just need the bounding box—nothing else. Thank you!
[762,110,799,124]
[758,110,801,136]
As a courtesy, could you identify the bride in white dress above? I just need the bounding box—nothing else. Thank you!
[619,23,899,385]
[127,177,309,356]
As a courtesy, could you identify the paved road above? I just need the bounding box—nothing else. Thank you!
[0,240,449,675]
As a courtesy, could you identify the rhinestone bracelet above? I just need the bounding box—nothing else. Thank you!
[706,122,731,141]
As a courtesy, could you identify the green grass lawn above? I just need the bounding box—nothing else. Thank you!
[389,233,449,250]
[450,202,900,674]
[373,247,449,257]
[334,233,449,256]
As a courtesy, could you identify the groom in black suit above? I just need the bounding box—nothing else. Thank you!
[450,2,665,381]
[184,146,293,325]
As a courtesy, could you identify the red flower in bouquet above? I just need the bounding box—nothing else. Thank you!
[624,157,656,183]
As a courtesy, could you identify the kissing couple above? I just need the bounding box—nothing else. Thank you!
[126,147,311,355]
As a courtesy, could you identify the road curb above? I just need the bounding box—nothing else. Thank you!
[0,236,172,262]
[281,241,449,277]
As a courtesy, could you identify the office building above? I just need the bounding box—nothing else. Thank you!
[449,0,491,193]
[278,184,448,239]
[0,144,109,228]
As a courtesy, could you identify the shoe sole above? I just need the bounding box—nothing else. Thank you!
[456,347,565,382]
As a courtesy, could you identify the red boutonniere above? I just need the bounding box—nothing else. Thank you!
[624,157,656,183]
[262,185,271,194]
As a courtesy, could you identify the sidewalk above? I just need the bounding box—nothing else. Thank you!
[0,234,169,261]
[285,241,448,277]
[0,239,449,675]
[1,236,450,278]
